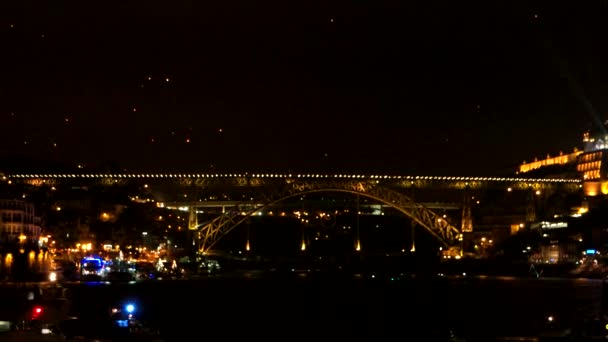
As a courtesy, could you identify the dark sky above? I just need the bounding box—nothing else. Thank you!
[1,1,607,175]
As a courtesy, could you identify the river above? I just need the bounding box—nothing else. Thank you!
[59,272,604,341]
[0,251,603,341]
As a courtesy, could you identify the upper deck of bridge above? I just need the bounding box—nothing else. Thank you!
[1,173,581,183]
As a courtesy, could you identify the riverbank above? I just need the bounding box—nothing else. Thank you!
[438,258,585,278]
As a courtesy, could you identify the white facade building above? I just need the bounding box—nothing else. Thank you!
[0,200,42,243]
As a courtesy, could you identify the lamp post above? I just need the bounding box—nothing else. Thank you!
[602,274,608,322]
[142,232,148,250]
[18,234,27,253]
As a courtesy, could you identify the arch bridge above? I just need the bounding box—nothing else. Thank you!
[192,178,459,253]
[2,172,582,254]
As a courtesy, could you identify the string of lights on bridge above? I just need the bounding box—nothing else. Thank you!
[2,173,581,183]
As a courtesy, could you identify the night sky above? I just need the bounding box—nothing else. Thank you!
[1,1,608,175]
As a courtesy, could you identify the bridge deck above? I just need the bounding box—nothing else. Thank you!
[164,200,461,210]
[3,173,581,183]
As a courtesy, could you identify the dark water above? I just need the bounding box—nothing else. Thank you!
[58,273,603,341]
[0,251,51,281]
[1,251,602,340]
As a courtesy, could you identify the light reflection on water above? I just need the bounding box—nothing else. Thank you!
[0,251,51,279]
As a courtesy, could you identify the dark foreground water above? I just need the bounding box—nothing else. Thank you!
[51,272,604,341]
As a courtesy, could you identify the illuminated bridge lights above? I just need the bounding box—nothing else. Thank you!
[4,173,581,183]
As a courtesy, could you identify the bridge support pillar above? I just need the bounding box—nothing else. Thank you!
[526,190,537,223]
[457,191,473,257]
[410,223,416,253]
[188,206,198,256]
[355,194,361,252]
[461,194,473,233]
[245,226,251,252]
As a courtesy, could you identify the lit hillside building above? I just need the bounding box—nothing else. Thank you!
[577,130,608,196]
[517,125,608,197]
[518,149,582,174]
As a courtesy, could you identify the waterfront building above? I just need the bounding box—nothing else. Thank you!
[0,199,42,244]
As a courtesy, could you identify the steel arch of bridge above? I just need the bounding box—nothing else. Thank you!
[197,179,460,252]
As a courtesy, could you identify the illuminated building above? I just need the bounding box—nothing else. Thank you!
[518,149,582,174]
[0,199,42,244]
[539,240,579,264]
[518,123,608,196]
[576,128,608,196]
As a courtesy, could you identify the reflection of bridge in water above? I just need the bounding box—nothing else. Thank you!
[3,173,582,254]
